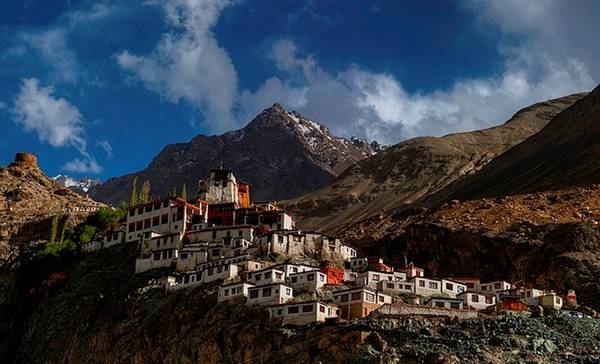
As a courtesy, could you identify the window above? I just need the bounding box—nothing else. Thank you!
[386,283,394,289]
[238,230,243,237]
[378,295,385,302]
[153,252,160,260]
[446,283,453,290]
[319,275,325,282]
[485,296,493,304]
[275,273,283,280]
[212,231,217,240]
[450,302,460,309]
[277,309,282,315]
[341,294,348,303]
[319,305,326,313]
[472,294,479,303]
[302,305,313,313]
[494,283,502,289]
[307,274,315,281]
[466,282,475,289]
[482,285,488,291]
[181,252,188,259]
[254,273,261,281]
[161,214,169,224]
[263,288,272,297]
[286,288,292,295]
[556,297,560,304]
[224,289,229,296]
[365,293,375,302]
[137,207,143,215]
[264,272,272,279]
[249,290,258,299]
[136,221,143,231]
[144,219,151,229]
[419,280,425,287]
[435,302,445,308]
[351,292,361,301]
[372,274,380,281]
[291,277,298,283]
[130,209,136,217]
[288,306,299,314]
[128,223,135,233]
[152,216,159,226]
[429,282,438,289]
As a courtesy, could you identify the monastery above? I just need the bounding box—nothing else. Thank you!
[83,168,572,326]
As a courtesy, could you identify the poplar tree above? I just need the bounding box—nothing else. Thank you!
[181,183,187,201]
[130,176,138,207]
[50,215,59,243]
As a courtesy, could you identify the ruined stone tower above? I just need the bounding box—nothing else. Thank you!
[10,152,38,169]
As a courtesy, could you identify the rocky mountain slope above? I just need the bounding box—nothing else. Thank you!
[0,154,103,267]
[1,243,599,363]
[90,104,380,205]
[425,85,600,205]
[284,93,585,231]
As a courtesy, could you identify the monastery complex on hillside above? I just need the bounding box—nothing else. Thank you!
[84,168,576,326]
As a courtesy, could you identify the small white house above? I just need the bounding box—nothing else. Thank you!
[246,283,294,306]
[540,292,563,310]
[217,282,255,303]
[377,280,414,295]
[234,260,265,273]
[425,296,464,310]
[409,277,442,297]
[287,270,327,292]
[268,301,338,326]
[272,263,318,277]
[441,279,467,298]
[175,248,208,272]
[356,271,401,289]
[521,288,545,306]
[165,271,203,291]
[457,291,496,310]
[248,267,286,285]
[478,281,512,294]
[202,264,239,284]
[349,257,368,272]
[135,248,177,273]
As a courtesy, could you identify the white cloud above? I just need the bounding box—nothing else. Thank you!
[112,1,598,143]
[115,0,238,131]
[97,140,113,158]
[237,1,598,144]
[11,78,102,174]
[22,29,80,84]
[63,157,102,174]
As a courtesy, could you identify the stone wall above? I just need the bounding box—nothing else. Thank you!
[372,303,477,321]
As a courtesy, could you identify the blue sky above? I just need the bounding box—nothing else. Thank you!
[0,0,598,180]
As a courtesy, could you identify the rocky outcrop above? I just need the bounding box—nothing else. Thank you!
[0,153,103,268]
[284,93,586,231]
[90,104,380,205]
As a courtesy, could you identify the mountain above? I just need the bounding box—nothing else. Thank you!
[89,104,381,205]
[284,93,586,232]
[52,175,100,194]
[0,153,103,266]
[425,85,600,205]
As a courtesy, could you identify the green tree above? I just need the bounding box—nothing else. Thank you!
[79,225,97,244]
[130,176,138,207]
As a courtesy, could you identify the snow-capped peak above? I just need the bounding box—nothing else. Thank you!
[52,175,100,193]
